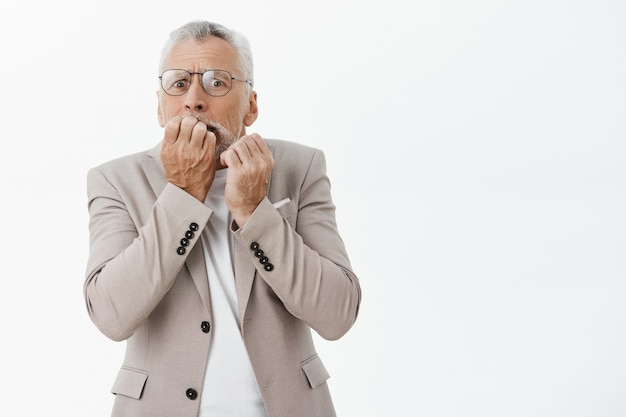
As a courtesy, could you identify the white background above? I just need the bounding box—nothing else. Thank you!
[1,1,624,416]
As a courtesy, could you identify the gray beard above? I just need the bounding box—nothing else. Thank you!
[185,111,238,161]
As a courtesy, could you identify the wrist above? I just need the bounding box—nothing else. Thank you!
[231,210,253,228]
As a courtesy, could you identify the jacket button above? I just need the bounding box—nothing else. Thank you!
[189,222,199,231]
[264,263,274,272]
[180,237,189,247]
[186,388,198,400]
[201,321,211,333]
[254,249,264,258]
[185,230,195,239]
[250,242,259,250]
[177,246,186,255]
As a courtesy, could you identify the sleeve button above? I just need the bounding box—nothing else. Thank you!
[189,222,199,231]
[177,246,186,255]
[250,242,259,250]
[185,230,195,239]
[264,263,274,272]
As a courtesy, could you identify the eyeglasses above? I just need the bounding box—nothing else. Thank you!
[159,69,253,97]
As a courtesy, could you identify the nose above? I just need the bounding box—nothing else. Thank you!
[184,75,208,112]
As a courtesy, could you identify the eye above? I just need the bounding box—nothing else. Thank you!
[209,78,224,88]
[201,71,232,95]
[172,79,189,90]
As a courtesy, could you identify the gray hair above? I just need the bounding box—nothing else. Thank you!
[158,20,254,87]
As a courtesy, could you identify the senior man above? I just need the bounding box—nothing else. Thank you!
[84,20,361,417]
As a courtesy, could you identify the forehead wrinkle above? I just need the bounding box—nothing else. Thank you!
[163,38,244,79]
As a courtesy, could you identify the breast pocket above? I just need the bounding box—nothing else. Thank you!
[273,198,297,226]
[301,353,330,389]
[111,367,149,399]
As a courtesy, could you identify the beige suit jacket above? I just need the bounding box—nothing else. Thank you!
[84,139,361,417]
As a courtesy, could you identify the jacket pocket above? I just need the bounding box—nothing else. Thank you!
[275,198,296,225]
[301,354,330,389]
[111,367,149,399]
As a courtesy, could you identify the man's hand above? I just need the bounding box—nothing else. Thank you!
[220,133,274,227]
[161,115,217,202]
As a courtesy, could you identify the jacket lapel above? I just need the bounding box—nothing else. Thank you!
[141,143,168,197]
[141,142,212,315]
[234,238,256,322]
[185,243,212,316]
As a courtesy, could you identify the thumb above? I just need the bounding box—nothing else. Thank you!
[220,150,229,168]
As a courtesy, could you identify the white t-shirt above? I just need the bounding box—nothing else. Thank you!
[198,169,267,417]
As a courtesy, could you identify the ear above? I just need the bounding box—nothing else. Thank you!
[157,90,166,127]
[243,91,258,126]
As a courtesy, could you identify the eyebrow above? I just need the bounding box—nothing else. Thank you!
[164,69,192,77]
[200,68,243,78]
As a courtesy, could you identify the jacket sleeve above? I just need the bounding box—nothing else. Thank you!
[84,167,212,341]
[234,148,361,340]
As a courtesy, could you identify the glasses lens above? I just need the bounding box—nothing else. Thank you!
[201,70,232,97]
[161,70,191,96]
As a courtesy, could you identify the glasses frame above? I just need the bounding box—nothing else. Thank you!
[159,69,253,97]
